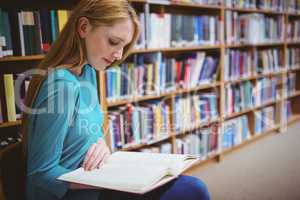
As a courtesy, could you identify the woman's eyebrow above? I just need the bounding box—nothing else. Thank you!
[111,36,125,43]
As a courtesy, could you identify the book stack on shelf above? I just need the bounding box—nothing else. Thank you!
[286,47,300,69]
[175,123,219,159]
[108,101,171,152]
[286,0,300,14]
[1,0,300,179]
[173,91,219,132]
[222,114,250,149]
[225,11,284,45]
[0,73,30,123]
[105,52,219,102]
[254,105,276,135]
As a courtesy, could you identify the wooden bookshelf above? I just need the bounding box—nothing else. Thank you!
[222,125,280,155]
[0,55,44,62]
[224,98,280,120]
[287,114,300,126]
[107,82,220,107]
[225,41,285,48]
[284,90,300,100]
[224,7,285,15]
[0,120,22,128]
[173,118,220,137]
[0,2,300,195]
[0,45,222,64]
[225,71,285,84]
[0,141,21,158]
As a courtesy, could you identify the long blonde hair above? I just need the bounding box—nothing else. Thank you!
[21,0,140,155]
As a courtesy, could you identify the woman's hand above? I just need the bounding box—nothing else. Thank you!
[82,138,111,171]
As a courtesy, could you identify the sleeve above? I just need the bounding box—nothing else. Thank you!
[26,72,80,199]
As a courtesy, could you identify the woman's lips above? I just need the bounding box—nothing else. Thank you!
[103,58,113,64]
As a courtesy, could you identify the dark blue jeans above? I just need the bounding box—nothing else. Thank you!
[62,175,210,200]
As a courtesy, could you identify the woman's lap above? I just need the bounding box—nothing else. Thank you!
[62,175,210,200]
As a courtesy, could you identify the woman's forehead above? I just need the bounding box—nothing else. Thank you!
[104,20,134,42]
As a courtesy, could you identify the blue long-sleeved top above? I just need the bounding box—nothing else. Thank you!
[26,64,104,200]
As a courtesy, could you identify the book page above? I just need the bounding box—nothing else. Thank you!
[107,151,197,175]
[58,164,171,194]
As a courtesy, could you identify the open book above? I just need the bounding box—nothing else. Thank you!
[58,151,199,194]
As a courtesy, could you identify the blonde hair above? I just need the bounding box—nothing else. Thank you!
[21,0,140,154]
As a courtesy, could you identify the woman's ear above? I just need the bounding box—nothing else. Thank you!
[77,17,91,39]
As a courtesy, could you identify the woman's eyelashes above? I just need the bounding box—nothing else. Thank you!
[108,38,120,46]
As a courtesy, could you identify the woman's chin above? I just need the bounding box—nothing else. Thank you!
[91,63,106,71]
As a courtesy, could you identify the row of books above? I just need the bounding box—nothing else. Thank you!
[0,9,13,57]
[108,102,171,152]
[286,48,300,69]
[0,74,30,123]
[147,14,220,48]
[254,105,276,134]
[105,52,219,102]
[107,90,219,151]
[283,72,297,97]
[0,9,70,57]
[167,0,221,5]
[287,19,300,41]
[0,9,221,57]
[286,0,300,13]
[0,9,145,57]
[224,48,283,81]
[225,0,300,13]
[255,48,283,74]
[111,104,293,153]
[175,125,219,158]
[224,78,279,116]
[222,114,250,149]
[225,12,284,44]
[173,92,219,132]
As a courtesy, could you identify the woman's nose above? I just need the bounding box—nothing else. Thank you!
[113,48,123,60]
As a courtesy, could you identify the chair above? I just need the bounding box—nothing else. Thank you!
[0,142,25,200]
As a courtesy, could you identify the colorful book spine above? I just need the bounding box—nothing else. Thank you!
[224,81,254,116]
[0,9,69,57]
[106,52,219,102]
[224,49,253,81]
[3,74,17,122]
[0,8,13,57]
[254,106,276,135]
[254,48,283,75]
[226,12,284,44]
[287,19,300,41]
[171,0,220,5]
[108,101,171,152]
[175,124,219,159]
[173,92,219,132]
[283,72,297,97]
[222,115,250,149]
[286,47,300,69]
[254,77,278,106]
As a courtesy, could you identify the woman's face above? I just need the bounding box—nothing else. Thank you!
[79,18,134,71]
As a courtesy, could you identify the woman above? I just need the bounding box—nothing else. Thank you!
[22,0,211,199]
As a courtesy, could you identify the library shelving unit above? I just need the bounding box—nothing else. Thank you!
[0,0,300,179]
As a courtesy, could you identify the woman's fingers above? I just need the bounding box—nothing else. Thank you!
[82,143,97,170]
[87,145,107,170]
[82,138,112,171]
[98,151,110,169]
